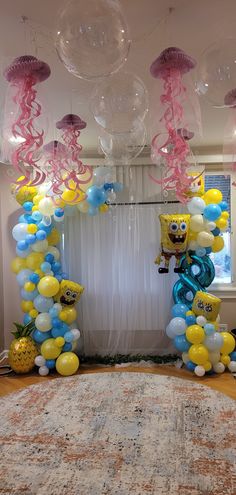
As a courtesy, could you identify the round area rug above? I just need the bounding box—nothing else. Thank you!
[0,373,235,495]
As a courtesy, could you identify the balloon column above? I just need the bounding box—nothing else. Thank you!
[164,186,236,376]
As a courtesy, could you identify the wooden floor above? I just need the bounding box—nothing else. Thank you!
[1,364,236,400]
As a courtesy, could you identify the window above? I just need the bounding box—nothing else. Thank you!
[205,174,232,285]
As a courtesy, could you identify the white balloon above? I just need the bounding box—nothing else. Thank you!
[213,362,225,374]
[38,198,55,216]
[187,197,206,215]
[194,365,205,377]
[205,333,223,351]
[182,352,189,364]
[188,240,198,251]
[228,361,236,373]
[196,316,207,327]
[166,324,175,339]
[93,166,113,186]
[71,329,81,340]
[32,240,49,253]
[35,313,52,332]
[35,355,46,367]
[12,223,28,241]
[39,365,49,376]
[190,214,204,232]
[208,351,221,365]
[197,231,214,248]
[204,221,216,232]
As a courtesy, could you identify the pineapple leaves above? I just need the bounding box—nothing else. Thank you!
[12,320,36,338]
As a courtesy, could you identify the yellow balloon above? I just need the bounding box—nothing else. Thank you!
[188,231,198,241]
[29,309,38,318]
[41,339,61,360]
[33,194,44,205]
[212,236,224,253]
[59,307,77,324]
[14,178,37,206]
[220,332,235,355]
[11,257,27,274]
[186,325,205,344]
[24,281,36,292]
[220,354,231,366]
[99,204,109,213]
[55,337,65,348]
[27,224,38,234]
[38,276,60,298]
[47,228,60,246]
[221,211,229,219]
[26,253,44,270]
[56,352,79,376]
[215,217,227,230]
[203,361,212,372]
[61,189,85,205]
[21,300,34,313]
[204,189,222,205]
[189,344,209,365]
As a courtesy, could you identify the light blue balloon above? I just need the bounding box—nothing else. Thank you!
[204,323,215,336]
[204,332,223,351]
[16,269,33,287]
[168,317,187,336]
[23,314,32,325]
[166,324,175,339]
[64,331,74,343]
[87,185,107,207]
[174,334,191,352]
[171,303,189,319]
[16,245,31,258]
[34,295,54,313]
[12,223,28,241]
[32,329,51,344]
[41,262,52,273]
[230,351,236,361]
[203,204,221,221]
[20,288,39,301]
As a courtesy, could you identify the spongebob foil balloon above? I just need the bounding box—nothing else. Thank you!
[187,172,204,197]
[55,280,84,307]
[192,291,221,322]
[155,214,190,274]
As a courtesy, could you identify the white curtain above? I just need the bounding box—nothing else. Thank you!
[64,165,184,356]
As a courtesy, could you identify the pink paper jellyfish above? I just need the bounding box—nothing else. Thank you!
[149,47,197,203]
[223,89,236,185]
[3,55,50,186]
[41,140,68,196]
[56,114,93,189]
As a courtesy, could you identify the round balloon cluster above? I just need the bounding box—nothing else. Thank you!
[11,184,84,376]
[187,188,229,255]
[167,301,236,377]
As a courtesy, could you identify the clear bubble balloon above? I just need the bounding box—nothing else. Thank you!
[55,0,131,81]
[196,38,236,108]
[91,71,148,133]
[99,120,146,165]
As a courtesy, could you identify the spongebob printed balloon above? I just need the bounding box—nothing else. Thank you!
[55,280,84,307]
[187,172,204,197]
[155,214,190,274]
[192,291,221,322]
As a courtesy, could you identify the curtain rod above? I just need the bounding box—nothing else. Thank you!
[108,201,180,206]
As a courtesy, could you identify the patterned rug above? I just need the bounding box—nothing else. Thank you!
[0,373,235,495]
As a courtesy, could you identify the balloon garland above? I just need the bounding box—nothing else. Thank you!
[161,185,236,376]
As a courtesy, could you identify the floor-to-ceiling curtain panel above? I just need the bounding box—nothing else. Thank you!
[64,165,184,356]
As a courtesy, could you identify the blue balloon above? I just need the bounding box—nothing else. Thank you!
[32,329,51,343]
[61,272,69,280]
[18,214,30,224]
[45,359,56,369]
[49,305,61,318]
[174,334,191,352]
[51,327,67,338]
[23,201,33,212]
[27,215,37,224]
[62,342,72,352]
[16,245,31,258]
[61,322,70,333]
[55,275,62,282]
[87,185,107,207]
[219,201,228,211]
[38,222,53,234]
[186,315,196,326]
[186,361,196,371]
[52,317,63,328]
[16,269,33,287]
[36,230,47,240]
[171,303,189,318]
[230,351,236,361]
[26,234,36,245]
[203,204,221,221]
[31,211,43,222]
[204,323,215,336]
[205,247,212,254]
[17,240,29,251]
[55,208,64,217]
[64,331,74,343]
[34,295,54,312]
[51,262,61,273]
[45,253,54,263]
[21,288,39,301]
[41,262,51,273]
[29,273,40,284]
[23,314,32,325]
[103,183,113,191]
[212,227,220,237]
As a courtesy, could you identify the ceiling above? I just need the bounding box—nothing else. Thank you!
[0,0,235,157]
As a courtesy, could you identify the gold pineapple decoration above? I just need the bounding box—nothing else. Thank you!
[8,321,38,374]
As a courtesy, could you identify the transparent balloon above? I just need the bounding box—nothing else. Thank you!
[196,38,236,108]
[91,71,148,133]
[98,120,146,165]
[55,0,131,81]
